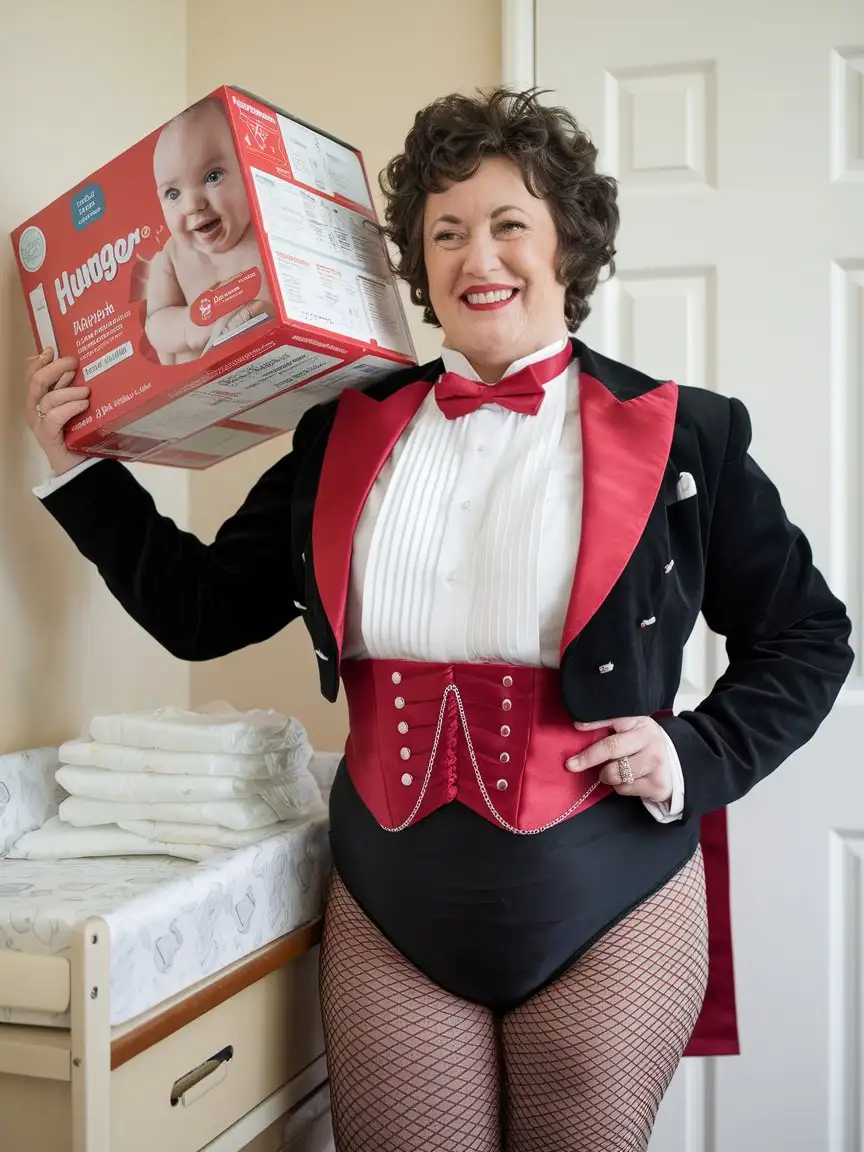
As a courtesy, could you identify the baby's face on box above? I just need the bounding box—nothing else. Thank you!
[153,102,250,254]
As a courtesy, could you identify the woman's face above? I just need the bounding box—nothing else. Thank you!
[423,156,567,381]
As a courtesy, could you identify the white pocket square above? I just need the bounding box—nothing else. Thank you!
[675,472,697,501]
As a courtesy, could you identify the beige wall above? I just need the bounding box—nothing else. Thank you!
[0,1,190,751]
[0,0,499,755]
[185,0,501,749]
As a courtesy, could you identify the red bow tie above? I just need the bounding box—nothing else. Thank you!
[434,344,573,420]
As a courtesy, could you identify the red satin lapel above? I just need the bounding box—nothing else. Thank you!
[560,372,678,654]
[312,380,434,661]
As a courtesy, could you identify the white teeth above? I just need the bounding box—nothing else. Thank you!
[465,289,515,305]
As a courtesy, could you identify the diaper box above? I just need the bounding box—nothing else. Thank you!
[11,86,416,469]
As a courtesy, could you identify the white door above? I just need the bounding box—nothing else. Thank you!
[516,0,864,1147]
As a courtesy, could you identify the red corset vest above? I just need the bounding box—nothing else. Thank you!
[340,659,616,834]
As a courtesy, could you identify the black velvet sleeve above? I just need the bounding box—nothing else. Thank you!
[658,397,854,820]
[39,446,302,662]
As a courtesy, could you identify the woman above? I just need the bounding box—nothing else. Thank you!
[25,89,852,1150]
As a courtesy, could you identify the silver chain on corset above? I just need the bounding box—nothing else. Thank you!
[381,683,603,835]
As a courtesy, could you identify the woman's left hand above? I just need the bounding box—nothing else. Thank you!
[565,716,672,804]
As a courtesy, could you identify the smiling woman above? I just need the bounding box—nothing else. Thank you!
[25,86,853,1152]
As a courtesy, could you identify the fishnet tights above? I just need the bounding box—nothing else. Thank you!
[320,847,708,1151]
[320,868,501,1151]
[502,845,709,1150]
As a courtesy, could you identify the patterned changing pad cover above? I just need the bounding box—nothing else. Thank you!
[0,810,330,1027]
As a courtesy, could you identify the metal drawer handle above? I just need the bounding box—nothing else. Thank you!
[170,1044,234,1107]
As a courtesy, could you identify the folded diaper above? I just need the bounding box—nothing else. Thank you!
[55,763,322,808]
[8,816,215,861]
[58,739,302,780]
[307,751,342,791]
[59,794,282,831]
[88,705,310,756]
[118,817,318,848]
[59,770,324,830]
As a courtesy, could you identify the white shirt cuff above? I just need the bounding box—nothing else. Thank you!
[642,729,685,824]
[33,457,101,499]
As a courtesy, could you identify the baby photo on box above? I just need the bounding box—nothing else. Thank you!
[145,95,273,364]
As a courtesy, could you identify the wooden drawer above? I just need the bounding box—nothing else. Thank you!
[111,946,324,1152]
[0,1072,71,1152]
[235,1083,333,1152]
[242,1111,333,1152]
[0,1024,74,1152]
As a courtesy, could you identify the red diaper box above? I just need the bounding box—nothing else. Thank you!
[12,86,416,469]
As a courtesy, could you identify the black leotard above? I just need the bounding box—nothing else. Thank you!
[328,759,699,1012]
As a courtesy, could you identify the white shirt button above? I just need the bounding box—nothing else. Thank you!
[401,773,413,786]
[391,671,403,684]
[398,721,409,735]
[477,444,486,455]
[500,725,511,737]
[400,747,411,761]
[461,499,472,510]
[444,572,457,585]
[395,697,405,709]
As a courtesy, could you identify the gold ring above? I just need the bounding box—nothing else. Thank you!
[36,403,46,421]
[617,756,634,785]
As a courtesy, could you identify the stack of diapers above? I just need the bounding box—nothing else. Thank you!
[9,705,337,862]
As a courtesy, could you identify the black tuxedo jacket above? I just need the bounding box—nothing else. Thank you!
[41,338,853,824]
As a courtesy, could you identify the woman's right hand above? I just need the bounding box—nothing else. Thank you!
[25,349,91,475]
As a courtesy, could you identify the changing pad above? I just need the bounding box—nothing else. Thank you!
[0,809,330,1027]
[0,748,63,856]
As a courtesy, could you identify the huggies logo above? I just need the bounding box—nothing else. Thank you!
[54,229,141,315]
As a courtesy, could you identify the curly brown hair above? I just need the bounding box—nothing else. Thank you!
[379,87,619,331]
